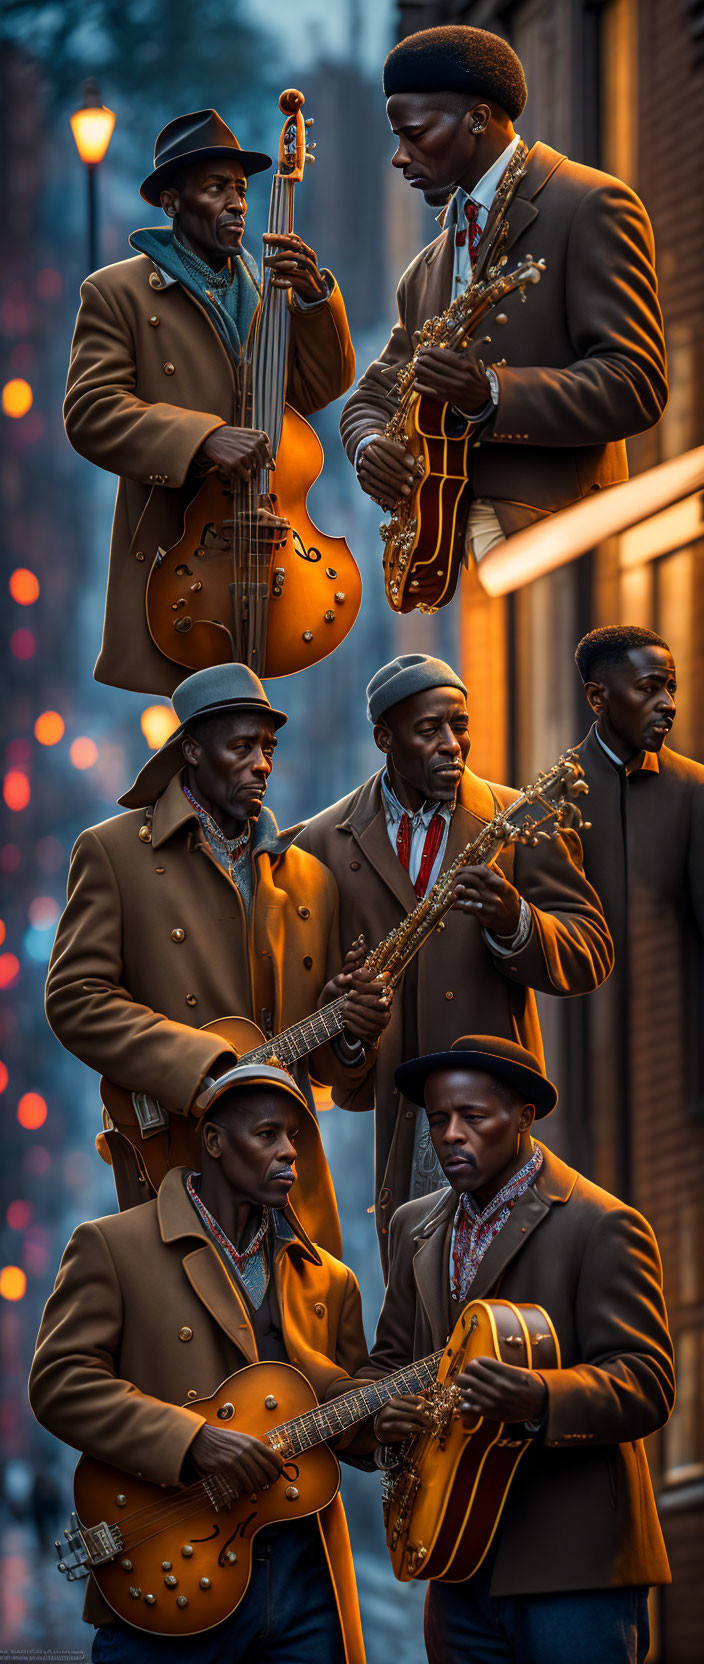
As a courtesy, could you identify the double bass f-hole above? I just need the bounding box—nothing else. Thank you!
[292,529,321,563]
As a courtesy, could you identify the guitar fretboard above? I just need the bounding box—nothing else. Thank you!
[240,994,348,1071]
[267,1351,444,1457]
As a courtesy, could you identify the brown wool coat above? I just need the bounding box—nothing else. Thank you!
[29,1167,369,1660]
[64,248,356,694]
[45,771,372,1255]
[341,143,668,538]
[294,768,613,1261]
[369,1144,675,1595]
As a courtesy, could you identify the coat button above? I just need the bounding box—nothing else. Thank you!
[350,861,361,871]
[163,362,175,375]
[149,271,162,289]
[445,990,454,1000]
[149,315,160,326]
[156,866,165,874]
[186,1389,198,1399]
[171,928,185,942]
[314,1302,325,1318]
[178,1327,193,1343]
[298,906,310,919]
[134,549,145,561]
[138,825,152,843]
[379,1187,392,1207]
[186,994,197,1007]
[303,955,313,969]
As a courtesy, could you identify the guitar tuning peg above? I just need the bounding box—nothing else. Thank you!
[305,117,315,127]
[305,151,316,164]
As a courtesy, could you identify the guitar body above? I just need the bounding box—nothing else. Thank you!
[145,406,361,679]
[99,1016,270,1195]
[384,1299,560,1584]
[72,1362,340,1637]
[383,396,474,615]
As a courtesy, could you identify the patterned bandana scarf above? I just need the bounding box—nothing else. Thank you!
[186,1172,271,1309]
[450,1144,544,1303]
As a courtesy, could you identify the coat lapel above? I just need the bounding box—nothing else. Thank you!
[182,1243,257,1363]
[411,1191,456,1348]
[495,142,565,258]
[342,776,419,912]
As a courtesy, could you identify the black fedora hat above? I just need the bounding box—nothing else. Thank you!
[119,663,287,809]
[141,109,272,205]
[395,1034,558,1119]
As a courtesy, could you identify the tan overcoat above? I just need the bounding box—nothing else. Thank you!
[341,143,668,539]
[45,771,371,1254]
[295,767,613,1262]
[64,246,355,693]
[29,1167,369,1661]
[369,1144,675,1595]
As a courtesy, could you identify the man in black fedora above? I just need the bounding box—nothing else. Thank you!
[64,108,356,694]
[367,1034,674,1664]
[46,663,391,1249]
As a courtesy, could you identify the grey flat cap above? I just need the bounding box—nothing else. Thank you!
[366,654,467,723]
[195,1061,310,1119]
[119,663,287,809]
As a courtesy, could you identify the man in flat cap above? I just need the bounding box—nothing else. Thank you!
[367,1036,674,1663]
[46,664,391,1252]
[343,23,667,578]
[294,653,612,1264]
[64,109,356,694]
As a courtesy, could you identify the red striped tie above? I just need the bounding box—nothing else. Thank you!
[455,199,482,260]
[396,812,445,899]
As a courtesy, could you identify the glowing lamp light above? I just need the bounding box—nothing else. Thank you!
[0,955,20,989]
[10,629,35,660]
[34,711,65,746]
[9,568,39,605]
[3,772,31,812]
[0,921,5,947]
[2,379,33,419]
[70,96,116,167]
[0,1266,26,1302]
[0,1062,8,1093]
[70,736,98,770]
[7,1201,31,1231]
[17,1093,48,1131]
[140,705,180,750]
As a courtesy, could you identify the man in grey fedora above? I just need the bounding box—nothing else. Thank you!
[46,664,391,1251]
[64,108,356,695]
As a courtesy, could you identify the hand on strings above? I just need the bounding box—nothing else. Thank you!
[357,435,417,510]
[452,864,522,937]
[263,232,327,302]
[457,1359,547,1427]
[413,342,494,417]
[197,425,274,483]
[374,1394,432,1444]
[319,938,393,1047]
[187,1424,283,1499]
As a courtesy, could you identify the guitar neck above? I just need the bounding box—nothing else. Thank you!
[240,994,349,1072]
[268,1351,445,1457]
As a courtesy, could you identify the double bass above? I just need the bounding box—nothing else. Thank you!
[146,90,361,679]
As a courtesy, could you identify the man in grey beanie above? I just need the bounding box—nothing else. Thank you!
[294,653,613,1266]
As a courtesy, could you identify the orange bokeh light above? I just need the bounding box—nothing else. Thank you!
[0,920,5,947]
[3,772,31,812]
[17,1092,48,1130]
[140,704,180,750]
[0,1266,27,1301]
[9,568,40,605]
[2,379,33,419]
[34,710,65,746]
[70,737,98,770]
[0,955,20,989]
[0,1062,8,1092]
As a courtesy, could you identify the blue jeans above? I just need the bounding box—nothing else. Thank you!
[424,1558,650,1664]
[91,1520,345,1664]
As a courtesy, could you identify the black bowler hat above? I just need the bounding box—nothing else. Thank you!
[395,1034,558,1119]
[140,109,272,205]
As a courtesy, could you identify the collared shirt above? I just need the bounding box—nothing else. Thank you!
[449,1141,544,1304]
[380,770,452,896]
[444,134,522,298]
[185,1170,296,1309]
[595,726,661,778]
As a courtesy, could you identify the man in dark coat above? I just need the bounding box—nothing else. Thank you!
[571,624,704,1194]
[343,24,667,576]
[369,1035,674,1664]
[295,652,612,1264]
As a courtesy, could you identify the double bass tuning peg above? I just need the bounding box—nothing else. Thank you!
[305,151,316,164]
[305,118,315,128]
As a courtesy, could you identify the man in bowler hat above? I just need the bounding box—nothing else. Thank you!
[46,663,391,1250]
[368,1035,674,1664]
[64,109,356,694]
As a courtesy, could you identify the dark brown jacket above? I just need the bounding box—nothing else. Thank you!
[368,1144,674,1595]
[45,772,371,1254]
[64,248,355,694]
[341,144,667,540]
[29,1167,369,1660]
[295,767,613,1261]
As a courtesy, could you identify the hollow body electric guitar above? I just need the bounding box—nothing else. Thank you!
[146,89,361,679]
[100,750,588,1193]
[383,1299,560,1584]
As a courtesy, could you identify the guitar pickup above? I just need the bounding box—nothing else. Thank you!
[132,1092,170,1138]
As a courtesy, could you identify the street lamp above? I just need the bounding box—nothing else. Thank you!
[70,79,116,272]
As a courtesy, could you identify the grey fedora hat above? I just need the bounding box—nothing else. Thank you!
[141,109,272,205]
[195,1061,310,1120]
[118,663,287,809]
[366,653,467,724]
